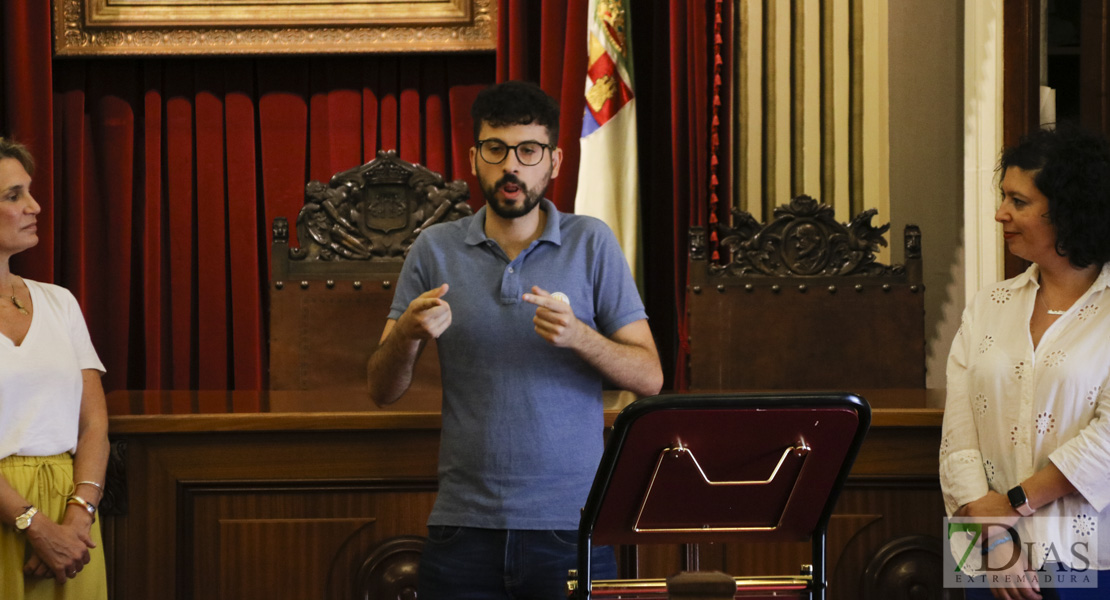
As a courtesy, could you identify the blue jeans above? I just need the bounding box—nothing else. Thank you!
[961,565,1110,600]
[417,526,617,599]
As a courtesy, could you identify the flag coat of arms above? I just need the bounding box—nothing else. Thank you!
[574,0,640,279]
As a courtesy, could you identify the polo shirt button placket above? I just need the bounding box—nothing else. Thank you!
[502,262,522,303]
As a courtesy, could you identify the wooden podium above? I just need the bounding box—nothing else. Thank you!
[571,392,871,600]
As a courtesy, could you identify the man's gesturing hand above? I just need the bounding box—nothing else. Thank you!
[523,285,581,348]
[397,284,452,340]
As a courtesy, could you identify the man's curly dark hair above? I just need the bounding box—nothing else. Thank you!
[471,81,560,144]
[998,124,1110,268]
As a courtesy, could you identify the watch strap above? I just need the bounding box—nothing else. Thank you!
[1007,484,1035,516]
[14,506,37,530]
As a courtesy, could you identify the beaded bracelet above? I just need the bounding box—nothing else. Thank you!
[982,533,1012,555]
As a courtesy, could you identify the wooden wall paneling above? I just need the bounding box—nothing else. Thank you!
[103,408,939,599]
[115,436,178,600]
[688,284,926,391]
[826,481,947,600]
[688,199,926,396]
[625,544,688,583]
[103,423,440,600]
[268,279,443,404]
[180,481,436,600]
[848,409,942,477]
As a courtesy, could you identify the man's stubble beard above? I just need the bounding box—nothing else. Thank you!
[480,171,551,220]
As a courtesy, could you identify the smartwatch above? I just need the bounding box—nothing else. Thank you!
[1007,484,1035,516]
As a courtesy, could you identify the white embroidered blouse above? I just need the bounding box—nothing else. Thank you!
[940,263,1110,569]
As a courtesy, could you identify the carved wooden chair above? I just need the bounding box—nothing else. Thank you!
[269,150,472,408]
[687,195,925,395]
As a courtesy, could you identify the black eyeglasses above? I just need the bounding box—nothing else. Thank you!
[477,139,555,166]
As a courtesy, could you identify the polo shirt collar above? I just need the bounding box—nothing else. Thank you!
[463,198,563,247]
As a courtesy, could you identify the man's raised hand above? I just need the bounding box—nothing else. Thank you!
[397,283,452,340]
[523,285,581,348]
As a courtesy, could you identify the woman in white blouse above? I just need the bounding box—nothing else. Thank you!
[941,125,1110,600]
[0,137,109,599]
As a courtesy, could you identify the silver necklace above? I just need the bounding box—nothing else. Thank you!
[1038,291,1066,316]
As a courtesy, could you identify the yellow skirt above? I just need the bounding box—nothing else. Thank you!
[0,454,108,600]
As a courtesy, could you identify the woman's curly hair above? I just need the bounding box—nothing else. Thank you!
[998,124,1110,268]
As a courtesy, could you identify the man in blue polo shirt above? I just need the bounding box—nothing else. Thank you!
[367,80,663,599]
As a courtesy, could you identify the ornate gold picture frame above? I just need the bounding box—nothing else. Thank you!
[53,0,496,56]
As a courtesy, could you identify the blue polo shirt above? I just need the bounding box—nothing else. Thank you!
[388,199,647,530]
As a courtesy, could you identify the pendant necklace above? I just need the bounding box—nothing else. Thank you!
[1038,291,1066,316]
[9,281,28,315]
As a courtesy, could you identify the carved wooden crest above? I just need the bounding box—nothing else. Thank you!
[709,195,903,277]
[281,150,473,262]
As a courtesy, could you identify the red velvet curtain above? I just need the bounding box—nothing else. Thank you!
[1,0,716,400]
[634,1,721,392]
[48,56,493,398]
[497,0,589,212]
[1,3,55,281]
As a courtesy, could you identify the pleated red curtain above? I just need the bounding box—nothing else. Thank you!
[1,0,717,399]
[47,56,494,397]
[632,0,722,392]
[497,0,589,213]
[2,2,55,281]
